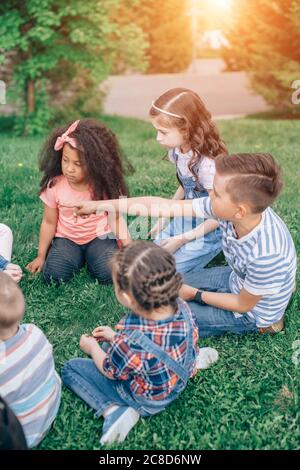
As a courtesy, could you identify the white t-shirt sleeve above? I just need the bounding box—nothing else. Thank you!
[198,157,216,190]
[192,197,216,219]
[243,255,288,295]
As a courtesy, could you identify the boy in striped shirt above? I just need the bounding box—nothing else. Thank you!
[181,153,297,336]
[0,273,61,447]
[65,152,297,337]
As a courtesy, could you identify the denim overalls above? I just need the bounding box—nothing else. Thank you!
[61,300,197,418]
[155,150,222,274]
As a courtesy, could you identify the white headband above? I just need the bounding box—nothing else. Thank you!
[151,101,182,119]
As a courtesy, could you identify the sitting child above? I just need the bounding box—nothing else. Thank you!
[65,153,297,337]
[0,273,61,448]
[62,241,218,445]
[0,224,22,282]
[26,119,131,284]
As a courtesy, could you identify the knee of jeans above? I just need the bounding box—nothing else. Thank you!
[43,262,75,284]
[61,359,79,381]
[61,362,72,383]
[88,263,112,284]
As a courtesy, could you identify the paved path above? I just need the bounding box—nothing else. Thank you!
[102,60,270,120]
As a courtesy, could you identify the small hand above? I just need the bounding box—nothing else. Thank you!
[92,326,116,342]
[79,334,99,356]
[26,256,45,274]
[160,236,185,254]
[4,263,23,282]
[61,201,100,222]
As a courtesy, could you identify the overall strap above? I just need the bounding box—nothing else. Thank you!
[176,298,195,370]
[172,148,178,164]
[125,326,189,383]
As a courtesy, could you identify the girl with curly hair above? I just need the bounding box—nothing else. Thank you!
[26,119,132,284]
[62,241,218,445]
[148,88,228,274]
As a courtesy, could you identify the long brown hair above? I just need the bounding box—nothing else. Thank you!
[39,119,133,199]
[150,88,228,178]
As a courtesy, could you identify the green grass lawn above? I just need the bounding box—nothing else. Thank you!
[0,116,299,450]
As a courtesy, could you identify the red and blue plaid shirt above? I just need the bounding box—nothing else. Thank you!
[102,300,199,401]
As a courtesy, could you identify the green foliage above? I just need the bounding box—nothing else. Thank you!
[0,0,148,135]
[116,0,193,73]
[222,0,300,110]
[0,115,299,449]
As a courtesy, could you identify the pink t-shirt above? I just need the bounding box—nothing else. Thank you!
[40,175,111,245]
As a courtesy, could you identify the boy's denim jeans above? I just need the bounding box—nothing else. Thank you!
[183,266,258,337]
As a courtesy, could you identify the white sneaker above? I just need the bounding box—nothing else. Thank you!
[195,347,219,369]
[100,406,140,445]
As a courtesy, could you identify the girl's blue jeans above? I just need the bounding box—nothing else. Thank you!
[61,359,132,417]
[183,266,258,337]
[43,236,118,284]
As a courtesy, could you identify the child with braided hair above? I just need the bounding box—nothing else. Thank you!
[62,241,218,445]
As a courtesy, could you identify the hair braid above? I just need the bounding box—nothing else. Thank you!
[113,241,182,312]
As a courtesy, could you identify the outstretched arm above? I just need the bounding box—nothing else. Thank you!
[148,185,185,238]
[62,196,201,220]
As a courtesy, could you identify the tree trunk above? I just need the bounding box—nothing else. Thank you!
[27,79,35,114]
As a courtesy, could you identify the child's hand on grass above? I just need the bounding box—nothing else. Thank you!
[92,326,116,342]
[80,334,99,356]
[26,256,45,274]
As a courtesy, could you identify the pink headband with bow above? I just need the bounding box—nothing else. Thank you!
[54,120,80,151]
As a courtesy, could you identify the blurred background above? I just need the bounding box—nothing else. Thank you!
[1,0,300,135]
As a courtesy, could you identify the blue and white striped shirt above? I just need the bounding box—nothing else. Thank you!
[192,197,297,327]
[0,324,61,447]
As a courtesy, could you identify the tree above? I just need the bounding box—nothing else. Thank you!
[222,0,300,110]
[0,0,148,134]
[115,0,193,73]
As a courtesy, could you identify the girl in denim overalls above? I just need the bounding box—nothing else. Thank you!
[62,241,218,445]
[149,88,228,274]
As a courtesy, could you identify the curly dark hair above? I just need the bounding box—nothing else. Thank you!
[113,241,183,312]
[150,88,228,179]
[39,119,133,199]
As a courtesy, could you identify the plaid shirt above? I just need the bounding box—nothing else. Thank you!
[0,254,9,270]
[102,300,199,401]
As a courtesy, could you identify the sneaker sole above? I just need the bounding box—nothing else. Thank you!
[100,407,140,445]
[195,347,219,369]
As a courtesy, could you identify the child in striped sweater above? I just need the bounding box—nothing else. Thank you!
[0,273,61,448]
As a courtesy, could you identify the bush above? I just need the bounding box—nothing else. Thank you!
[222,0,300,110]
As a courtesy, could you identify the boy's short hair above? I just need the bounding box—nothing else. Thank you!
[0,273,25,329]
[215,153,283,213]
